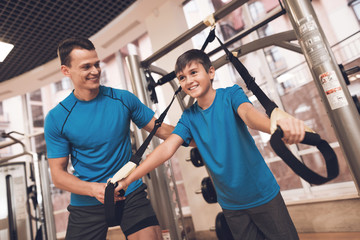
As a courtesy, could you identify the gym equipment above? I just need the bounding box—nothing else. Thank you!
[200,177,217,204]
[339,64,360,114]
[186,148,204,167]
[215,212,234,240]
[0,131,56,240]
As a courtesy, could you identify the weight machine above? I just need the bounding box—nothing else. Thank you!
[0,131,56,240]
[125,0,360,239]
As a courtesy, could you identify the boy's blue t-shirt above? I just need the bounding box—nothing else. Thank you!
[173,84,279,210]
[44,86,154,206]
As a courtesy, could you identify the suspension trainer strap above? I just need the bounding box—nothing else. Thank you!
[205,28,338,185]
[104,85,182,226]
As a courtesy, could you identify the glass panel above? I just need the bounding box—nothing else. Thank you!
[268,161,303,191]
[30,89,42,101]
[34,133,46,153]
[31,105,44,128]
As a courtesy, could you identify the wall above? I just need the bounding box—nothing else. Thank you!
[288,198,360,232]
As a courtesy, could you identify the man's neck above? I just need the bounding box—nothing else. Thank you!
[73,88,99,101]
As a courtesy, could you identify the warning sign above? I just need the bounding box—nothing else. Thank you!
[319,71,348,110]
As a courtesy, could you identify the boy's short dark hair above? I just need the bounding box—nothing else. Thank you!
[57,37,95,67]
[175,49,212,75]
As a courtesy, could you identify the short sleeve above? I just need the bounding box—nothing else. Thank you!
[229,84,251,111]
[44,113,71,158]
[120,90,154,129]
[172,112,192,146]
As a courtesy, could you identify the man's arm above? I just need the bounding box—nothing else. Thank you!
[143,117,174,140]
[116,134,184,192]
[48,156,108,203]
[237,102,305,144]
[143,117,196,147]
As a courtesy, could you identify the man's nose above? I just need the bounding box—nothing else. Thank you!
[91,66,100,74]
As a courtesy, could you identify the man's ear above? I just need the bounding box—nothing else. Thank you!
[61,65,70,77]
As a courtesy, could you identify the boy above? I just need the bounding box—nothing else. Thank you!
[116,49,303,239]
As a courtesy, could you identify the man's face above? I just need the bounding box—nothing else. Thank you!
[61,48,101,91]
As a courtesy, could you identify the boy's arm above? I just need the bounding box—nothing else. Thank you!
[48,156,108,203]
[237,102,305,144]
[116,134,184,191]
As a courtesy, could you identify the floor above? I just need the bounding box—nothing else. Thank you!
[192,231,360,240]
[298,232,360,240]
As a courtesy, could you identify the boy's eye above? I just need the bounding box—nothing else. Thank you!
[178,76,185,81]
[191,71,197,75]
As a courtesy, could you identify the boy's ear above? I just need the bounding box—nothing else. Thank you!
[208,66,215,79]
[61,65,70,77]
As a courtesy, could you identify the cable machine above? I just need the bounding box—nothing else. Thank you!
[0,132,56,240]
[125,0,360,239]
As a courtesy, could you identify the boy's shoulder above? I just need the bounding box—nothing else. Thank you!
[216,84,245,97]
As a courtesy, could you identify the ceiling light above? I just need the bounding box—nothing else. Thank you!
[0,41,14,62]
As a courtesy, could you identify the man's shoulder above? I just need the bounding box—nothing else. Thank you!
[46,93,75,119]
[100,85,133,99]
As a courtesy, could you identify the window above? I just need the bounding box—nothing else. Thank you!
[349,0,360,23]
[54,77,72,93]
[0,101,3,115]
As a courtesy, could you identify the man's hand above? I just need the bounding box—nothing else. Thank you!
[90,182,107,204]
[276,118,305,145]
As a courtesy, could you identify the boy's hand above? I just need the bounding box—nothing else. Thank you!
[114,180,128,201]
[276,118,305,145]
[106,178,126,202]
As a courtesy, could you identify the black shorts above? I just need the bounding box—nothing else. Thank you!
[65,184,159,239]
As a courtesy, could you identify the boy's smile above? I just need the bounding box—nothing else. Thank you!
[177,61,216,109]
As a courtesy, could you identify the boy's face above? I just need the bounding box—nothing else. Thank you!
[61,48,101,91]
[176,61,215,99]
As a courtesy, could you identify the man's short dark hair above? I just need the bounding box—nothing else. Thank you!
[175,49,213,75]
[57,37,95,67]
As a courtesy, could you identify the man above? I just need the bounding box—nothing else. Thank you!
[44,37,172,240]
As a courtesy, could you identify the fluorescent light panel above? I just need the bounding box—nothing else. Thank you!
[0,41,14,62]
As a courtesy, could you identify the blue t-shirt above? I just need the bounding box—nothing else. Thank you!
[173,85,279,210]
[44,86,154,206]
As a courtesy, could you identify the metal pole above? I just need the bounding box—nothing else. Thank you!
[39,154,57,240]
[126,54,184,240]
[282,0,360,193]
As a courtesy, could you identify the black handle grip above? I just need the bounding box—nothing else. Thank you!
[270,127,339,185]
